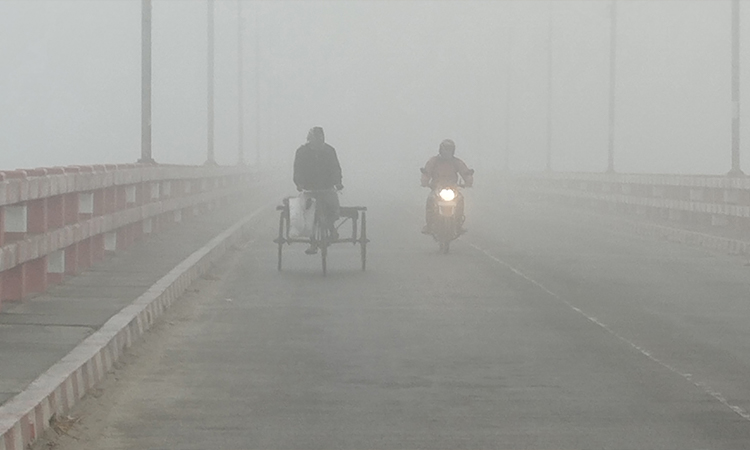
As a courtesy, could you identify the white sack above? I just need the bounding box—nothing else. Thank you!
[289,193,315,237]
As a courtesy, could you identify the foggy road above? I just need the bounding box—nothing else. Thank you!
[6,0,750,445]
[36,183,750,449]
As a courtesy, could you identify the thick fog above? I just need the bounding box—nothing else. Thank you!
[1,0,749,177]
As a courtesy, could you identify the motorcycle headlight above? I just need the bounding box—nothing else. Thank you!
[438,188,456,201]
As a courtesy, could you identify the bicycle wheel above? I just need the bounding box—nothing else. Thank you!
[277,212,286,271]
[319,223,329,276]
[309,213,328,276]
[360,211,367,271]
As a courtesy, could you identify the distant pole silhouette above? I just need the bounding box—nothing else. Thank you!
[505,26,511,172]
[545,1,553,173]
[729,0,743,176]
[205,0,217,166]
[237,0,245,166]
[607,0,617,173]
[254,4,261,168]
[139,0,155,164]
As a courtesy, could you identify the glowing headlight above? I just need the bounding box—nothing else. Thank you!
[438,188,456,201]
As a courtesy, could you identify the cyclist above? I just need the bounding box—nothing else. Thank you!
[293,126,343,254]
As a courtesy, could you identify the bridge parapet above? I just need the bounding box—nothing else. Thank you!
[512,172,750,231]
[0,164,252,310]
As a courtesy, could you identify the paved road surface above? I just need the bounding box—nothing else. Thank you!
[34,182,750,449]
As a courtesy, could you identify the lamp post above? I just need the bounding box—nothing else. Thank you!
[729,0,743,176]
[139,0,155,164]
[237,0,245,166]
[205,0,217,166]
[606,0,617,173]
[546,1,553,173]
[254,3,261,168]
[505,26,511,172]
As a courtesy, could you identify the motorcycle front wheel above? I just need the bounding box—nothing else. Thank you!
[435,218,452,254]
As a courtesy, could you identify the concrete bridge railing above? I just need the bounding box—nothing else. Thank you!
[511,172,750,232]
[0,164,252,311]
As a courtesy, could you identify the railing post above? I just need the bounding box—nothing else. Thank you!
[3,171,28,243]
[92,234,106,263]
[63,167,80,225]
[47,194,64,230]
[77,238,93,271]
[116,226,130,251]
[25,256,48,296]
[4,264,25,301]
[0,201,5,249]
[65,243,79,277]
[26,168,49,235]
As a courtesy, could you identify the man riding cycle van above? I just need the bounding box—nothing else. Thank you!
[420,139,474,234]
[293,126,344,254]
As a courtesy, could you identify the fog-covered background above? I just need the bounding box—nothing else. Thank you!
[1,0,749,177]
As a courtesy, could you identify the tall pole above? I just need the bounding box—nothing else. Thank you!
[505,25,511,172]
[546,1,553,172]
[254,4,261,168]
[139,0,155,164]
[237,0,245,166]
[206,0,217,165]
[729,0,743,176]
[607,0,617,173]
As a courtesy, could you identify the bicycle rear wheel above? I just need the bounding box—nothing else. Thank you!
[277,212,286,271]
[319,226,328,276]
[360,211,367,271]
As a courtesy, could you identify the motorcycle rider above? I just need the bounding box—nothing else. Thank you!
[293,126,344,254]
[420,139,474,234]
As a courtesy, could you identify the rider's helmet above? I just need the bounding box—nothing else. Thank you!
[438,139,456,158]
[307,126,325,145]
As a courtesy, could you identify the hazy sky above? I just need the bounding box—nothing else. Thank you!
[1,0,749,176]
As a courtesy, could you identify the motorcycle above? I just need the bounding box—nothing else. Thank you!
[421,167,473,253]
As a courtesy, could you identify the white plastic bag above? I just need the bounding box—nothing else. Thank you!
[289,193,315,237]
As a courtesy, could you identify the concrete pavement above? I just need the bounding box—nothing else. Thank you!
[0,189,276,450]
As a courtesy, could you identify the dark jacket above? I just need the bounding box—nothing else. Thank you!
[293,143,342,190]
[421,155,474,189]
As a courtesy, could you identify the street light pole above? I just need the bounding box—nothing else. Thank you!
[546,1,553,173]
[607,0,617,173]
[254,4,261,168]
[205,0,217,166]
[139,0,155,164]
[729,0,743,176]
[237,0,245,166]
[505,26,511,172]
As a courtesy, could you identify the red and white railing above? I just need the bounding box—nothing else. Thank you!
[0,164,252,310]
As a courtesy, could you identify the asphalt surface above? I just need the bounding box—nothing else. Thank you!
[25,180,750,449]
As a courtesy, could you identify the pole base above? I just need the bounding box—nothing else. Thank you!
[137,157,157,165]
[727,168,745,177]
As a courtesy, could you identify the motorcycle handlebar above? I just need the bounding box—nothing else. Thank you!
[425,184,469,189]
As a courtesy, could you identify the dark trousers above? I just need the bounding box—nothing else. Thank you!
[309,189,340,232]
